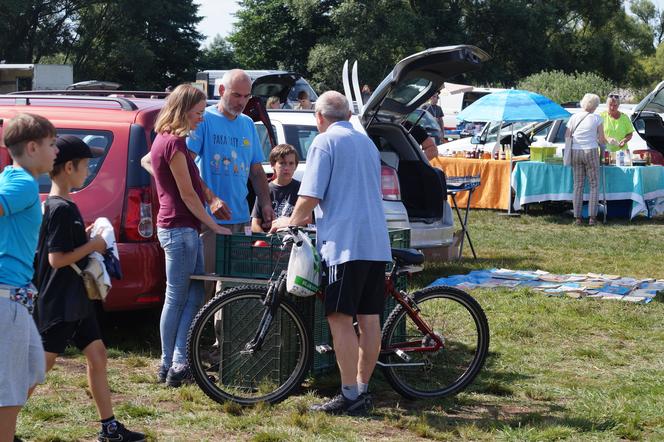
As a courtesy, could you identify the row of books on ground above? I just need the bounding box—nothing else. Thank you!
[430,268,664,304]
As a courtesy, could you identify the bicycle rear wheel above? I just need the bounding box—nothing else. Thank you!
[187,285,311,405]
[380,286,489,399]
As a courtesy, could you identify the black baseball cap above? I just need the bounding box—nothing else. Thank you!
[54,135,95,165]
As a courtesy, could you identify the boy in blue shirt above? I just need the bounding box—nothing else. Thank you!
[0,113,57,442]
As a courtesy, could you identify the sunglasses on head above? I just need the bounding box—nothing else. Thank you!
[609,94,620,99]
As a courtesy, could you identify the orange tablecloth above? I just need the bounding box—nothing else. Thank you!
[430,157,512,209]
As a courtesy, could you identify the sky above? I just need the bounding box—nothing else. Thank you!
[196,0,664,47]
[196,0,240,46]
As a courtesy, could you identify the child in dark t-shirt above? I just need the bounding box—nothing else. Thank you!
[34,135,145,442]
[251,144,311,232]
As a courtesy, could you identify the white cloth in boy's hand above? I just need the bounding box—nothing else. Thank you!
[90,217,118,259]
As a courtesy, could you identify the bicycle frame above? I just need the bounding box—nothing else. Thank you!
[240,271,285,354]
[374,264,444,368]
[239,228,443,366]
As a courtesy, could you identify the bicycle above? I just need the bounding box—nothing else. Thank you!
[186,228,489,406]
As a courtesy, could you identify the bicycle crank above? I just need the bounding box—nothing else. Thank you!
[422,332,444,350]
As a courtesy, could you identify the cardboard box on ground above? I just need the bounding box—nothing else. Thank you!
[421,230,463,261]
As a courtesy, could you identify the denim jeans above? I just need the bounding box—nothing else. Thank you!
[157,227,205,368]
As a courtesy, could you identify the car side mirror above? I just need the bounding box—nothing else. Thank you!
[470,135,480,144]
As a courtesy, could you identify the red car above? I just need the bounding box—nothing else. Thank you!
[1,93,166,310]
[0,92,273,311]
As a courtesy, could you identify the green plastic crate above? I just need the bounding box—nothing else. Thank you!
[388,228,411,249]
[218,294,305,387]
[215,228,410,279]
[309,273,409,376]
[215,233,288,279]
[215,228,410,376]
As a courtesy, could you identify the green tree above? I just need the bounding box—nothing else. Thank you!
[307,0,422,91]
[228,0,655,92]
[517,70,615,104]
[199,35,237,69]
[0,0,203,90]
[69,0,203,89]
[229,0,335,74]
[631,0,664,45]
[0,0,88,63]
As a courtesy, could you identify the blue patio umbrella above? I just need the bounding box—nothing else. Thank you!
[457,89,571,123]
[457,90,571,215]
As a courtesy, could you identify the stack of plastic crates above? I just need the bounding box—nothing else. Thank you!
[214,228,411,376]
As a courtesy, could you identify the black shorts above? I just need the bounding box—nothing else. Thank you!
[323,260,386,316]
[41,315,102,354]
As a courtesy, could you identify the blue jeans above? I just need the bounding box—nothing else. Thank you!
[157,227,205,368]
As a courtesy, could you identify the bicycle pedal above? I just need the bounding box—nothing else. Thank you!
[315,344,334,354]
[395,349,412,362]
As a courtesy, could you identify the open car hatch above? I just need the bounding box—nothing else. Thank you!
[632,80,664,156]
[354,45,490,126]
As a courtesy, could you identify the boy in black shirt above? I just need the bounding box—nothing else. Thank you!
[34,136,145,442]
[251,144,311,232]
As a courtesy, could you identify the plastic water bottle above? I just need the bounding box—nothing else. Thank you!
[616,150,625,167]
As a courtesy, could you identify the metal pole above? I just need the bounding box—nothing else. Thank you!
[500,123,520,216]
[601,146,608,223]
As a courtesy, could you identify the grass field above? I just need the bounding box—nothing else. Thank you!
[17,209,664,441]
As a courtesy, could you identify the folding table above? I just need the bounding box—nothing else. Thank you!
[446,176,480,260]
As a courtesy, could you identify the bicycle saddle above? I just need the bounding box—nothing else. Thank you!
[391,248,425,266]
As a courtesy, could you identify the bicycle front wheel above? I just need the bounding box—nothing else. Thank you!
[187,285,312,405]
[380,286,489,399]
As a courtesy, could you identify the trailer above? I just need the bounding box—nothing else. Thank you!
[0,64,73,93]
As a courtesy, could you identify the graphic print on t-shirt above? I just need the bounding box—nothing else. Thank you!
[274,198,294,218]
[209,133,252,177]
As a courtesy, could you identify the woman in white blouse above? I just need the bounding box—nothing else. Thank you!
[565,93,608,226]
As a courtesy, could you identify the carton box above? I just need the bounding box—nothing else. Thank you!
[421,230,463,262]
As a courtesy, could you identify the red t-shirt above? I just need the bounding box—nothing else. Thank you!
[151,133,206,230]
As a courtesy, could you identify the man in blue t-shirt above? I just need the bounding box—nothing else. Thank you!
[187,69,273,230]
[275,91,391,415]
[187,69,274,284]
[0,113,57,441]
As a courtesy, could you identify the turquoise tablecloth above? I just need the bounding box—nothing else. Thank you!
[511,162,664,218]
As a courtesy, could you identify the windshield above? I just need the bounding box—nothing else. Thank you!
[372,74,434,109]
[406,109,439,130]
[480,121,530,143]
[255,122,318,160]
[287,79,319,102]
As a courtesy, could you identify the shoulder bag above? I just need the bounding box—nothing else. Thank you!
[71,258,109,301]
[564,112,590,167]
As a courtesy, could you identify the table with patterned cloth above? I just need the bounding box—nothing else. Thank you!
[511,161,664,219]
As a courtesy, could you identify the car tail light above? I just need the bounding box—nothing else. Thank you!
[122,187,154,242]
[381,165,401,201]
